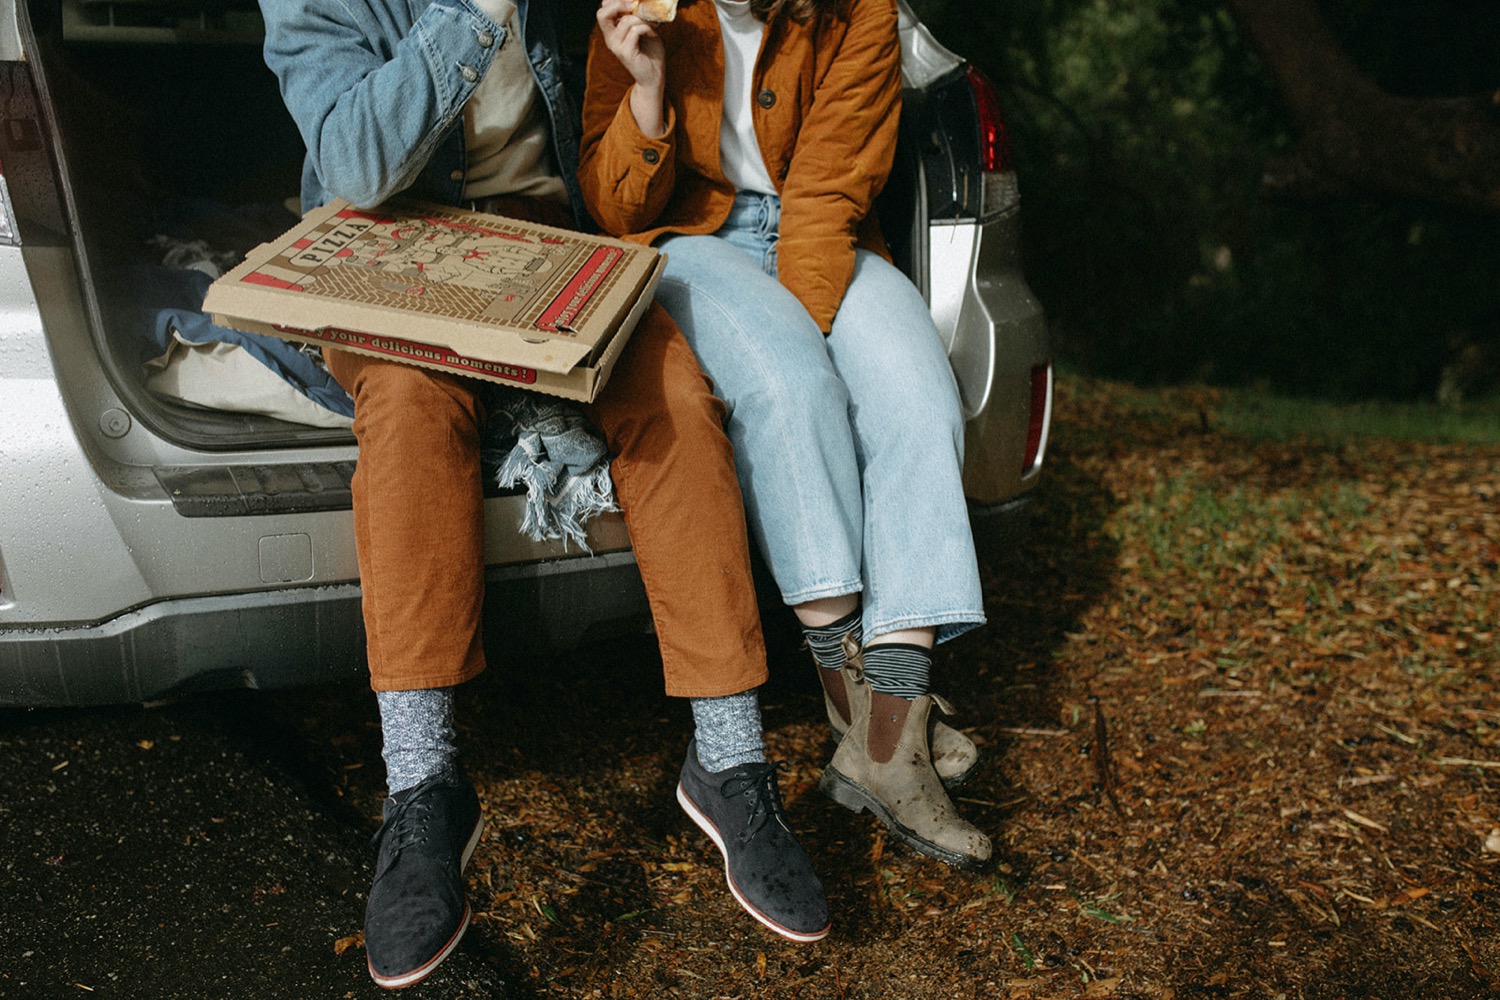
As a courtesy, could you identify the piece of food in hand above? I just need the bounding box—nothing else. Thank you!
[631,0,677,22]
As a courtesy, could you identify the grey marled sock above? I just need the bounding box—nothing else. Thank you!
[376,687,459,796]
[689,689,767,772]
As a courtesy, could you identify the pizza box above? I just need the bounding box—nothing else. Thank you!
[203,198,664,402]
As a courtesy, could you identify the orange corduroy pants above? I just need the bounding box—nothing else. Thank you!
[325,299,768,699]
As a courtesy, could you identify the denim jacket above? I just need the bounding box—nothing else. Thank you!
[260,0,585,227]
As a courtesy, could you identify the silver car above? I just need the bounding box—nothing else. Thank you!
[0,0,1050,707]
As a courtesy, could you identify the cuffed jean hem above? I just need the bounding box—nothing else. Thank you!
[780,581,864,607]
[867,613,987,647]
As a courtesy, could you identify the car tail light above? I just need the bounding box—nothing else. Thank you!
[966,66,1020,221]
[923,63,1021,224]
[1023,363,1052,475]
[967,66,1010,174]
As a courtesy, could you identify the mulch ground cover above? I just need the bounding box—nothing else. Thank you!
[288,376,1500,999]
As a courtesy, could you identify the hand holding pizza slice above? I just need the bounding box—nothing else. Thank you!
[630,0,677,22]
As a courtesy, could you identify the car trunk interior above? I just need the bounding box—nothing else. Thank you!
[20,0,349,450]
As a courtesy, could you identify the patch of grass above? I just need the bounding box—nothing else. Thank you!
[1116,468,1374,583]
[1053,369,1500,446]
[1010,932,1037,970]
[1216,390,1500,444]
[1079,902,1134,924]
[612,909,650,923]
[988,873,1019,903]
[1077,890,1134,924]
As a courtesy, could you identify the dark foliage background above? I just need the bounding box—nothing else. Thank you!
[906,0,1500,403]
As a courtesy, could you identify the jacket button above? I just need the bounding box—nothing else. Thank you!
[476,30,494,48]
[642,148,660,165]
[460,64,479,83]
[756,89,776,109]
[450,169,464,182]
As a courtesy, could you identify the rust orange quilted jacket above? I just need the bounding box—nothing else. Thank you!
[578,0,902,333]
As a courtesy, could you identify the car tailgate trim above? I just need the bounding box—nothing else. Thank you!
[154,461,356,516]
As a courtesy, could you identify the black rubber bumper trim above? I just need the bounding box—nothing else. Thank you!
[154,462,358,516]
[153,461,530,517]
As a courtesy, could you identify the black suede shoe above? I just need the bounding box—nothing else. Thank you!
[676,741,830,943]
[364,773,484,989]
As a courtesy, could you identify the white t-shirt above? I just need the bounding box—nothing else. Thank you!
[462,0,568,204]
[714,0,778,195]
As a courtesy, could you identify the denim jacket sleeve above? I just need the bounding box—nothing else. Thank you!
[260,0,508,211]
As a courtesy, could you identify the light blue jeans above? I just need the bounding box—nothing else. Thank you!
[655,193,985,644]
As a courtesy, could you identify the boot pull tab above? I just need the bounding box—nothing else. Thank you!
[930,692,956,717]
[839,633,866,680]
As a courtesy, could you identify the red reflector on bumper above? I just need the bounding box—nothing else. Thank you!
[1023,364,1052,474]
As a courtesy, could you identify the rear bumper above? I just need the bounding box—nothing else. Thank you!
[0,551,648,708]
[967,493,1038,561]
[0,585,366,707]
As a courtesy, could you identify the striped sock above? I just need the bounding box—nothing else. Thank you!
[860,643,932,700]
[803,608,863,671]
[690,689,767,772]
[376,687,459,796]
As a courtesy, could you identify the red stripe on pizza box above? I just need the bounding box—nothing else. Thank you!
[336,208,392,224]
[241,271,305,292]
[535,246,622,332]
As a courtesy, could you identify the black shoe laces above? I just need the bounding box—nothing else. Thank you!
[718,761,792,839]
[371,783,438,858]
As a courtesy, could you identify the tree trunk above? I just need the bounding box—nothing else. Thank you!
[1225,0,1500,211]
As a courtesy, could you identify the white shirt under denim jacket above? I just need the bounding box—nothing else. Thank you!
[260,0,586,223]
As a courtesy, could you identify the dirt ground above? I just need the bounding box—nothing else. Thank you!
[279,376,1500,999]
